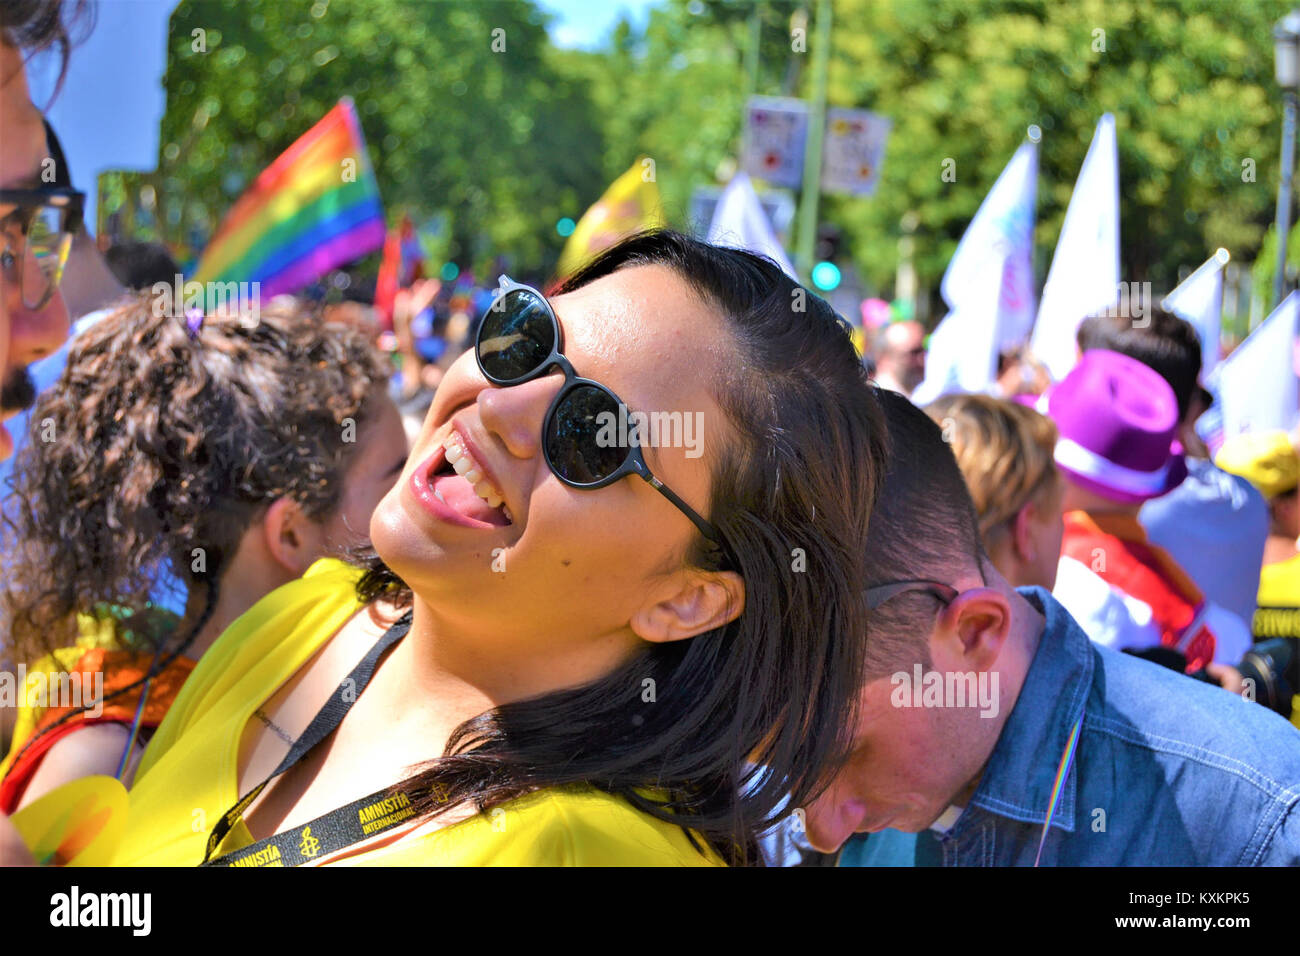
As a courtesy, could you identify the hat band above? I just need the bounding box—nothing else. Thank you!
[1054,437,1171,496]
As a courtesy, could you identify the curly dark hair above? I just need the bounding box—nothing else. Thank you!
[2,291,391,665]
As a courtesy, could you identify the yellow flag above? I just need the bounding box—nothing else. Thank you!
[11,776,129,866]
[557,158,665,279]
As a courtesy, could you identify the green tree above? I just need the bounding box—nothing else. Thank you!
[149,0,604,276]
[825,0,1293,311]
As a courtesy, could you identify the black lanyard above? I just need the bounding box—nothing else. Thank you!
[201,612,418,867]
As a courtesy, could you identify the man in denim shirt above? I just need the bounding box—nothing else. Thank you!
[804,390,1300,866]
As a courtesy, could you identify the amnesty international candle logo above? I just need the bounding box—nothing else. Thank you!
[298,826,321,859]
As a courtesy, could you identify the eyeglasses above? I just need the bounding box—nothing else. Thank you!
[475,275,727,557]
[0,188,84,311]
[865,579,958,611]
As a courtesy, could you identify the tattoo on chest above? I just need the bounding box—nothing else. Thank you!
[253,708,295,746]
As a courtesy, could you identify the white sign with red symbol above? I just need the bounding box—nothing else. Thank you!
[742,97,809,190]
[820,107,892,197]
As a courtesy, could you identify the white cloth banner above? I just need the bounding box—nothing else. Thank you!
[1163,250,1229,376]
[913,140,1038,402]
[1213,291,1300,438]
[707,172,798,280]
[911,266,1004,406]
[1031,114,1121,381]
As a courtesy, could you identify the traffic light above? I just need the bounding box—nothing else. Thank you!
[814,223,843,261]
[812,223,843,290]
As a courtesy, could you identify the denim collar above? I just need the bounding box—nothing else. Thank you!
[951,587,1092,838]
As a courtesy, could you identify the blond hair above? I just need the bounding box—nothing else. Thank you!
[924,394,1060,552]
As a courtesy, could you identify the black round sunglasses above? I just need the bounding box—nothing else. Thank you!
[474,276,728,558]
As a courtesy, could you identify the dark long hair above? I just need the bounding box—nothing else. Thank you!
[354,230,888,864]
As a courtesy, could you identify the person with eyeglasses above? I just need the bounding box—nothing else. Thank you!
[108,230,889,867]
[0,9,87,461]
[800,388,1300,866]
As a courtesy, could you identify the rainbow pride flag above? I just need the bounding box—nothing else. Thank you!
[194,98,385,298]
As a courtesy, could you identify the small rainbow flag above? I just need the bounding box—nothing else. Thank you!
[194,97,385,298]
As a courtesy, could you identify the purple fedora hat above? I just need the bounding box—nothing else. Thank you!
[1047,349,1187,504]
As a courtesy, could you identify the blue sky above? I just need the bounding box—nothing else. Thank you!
[537,0,662,50]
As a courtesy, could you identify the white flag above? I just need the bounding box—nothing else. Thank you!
[1214,291,1300,438]
[916,140,1040,403]
[912,266,1006,406]
[707,172,798,280]
[1031,114,1121,381]
[1163,249,1229,376]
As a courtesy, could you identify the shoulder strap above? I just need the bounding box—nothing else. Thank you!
[200,612,412,864]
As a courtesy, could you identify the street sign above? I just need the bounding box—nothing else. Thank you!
[821,107,892,196]
[742,96,809,190]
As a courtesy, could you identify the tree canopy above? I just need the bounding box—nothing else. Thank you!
[121,0,1300,310]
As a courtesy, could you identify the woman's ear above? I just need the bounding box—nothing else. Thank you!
[629,570,745,645]
[260,497,328,576]
[1012,500,1038,565]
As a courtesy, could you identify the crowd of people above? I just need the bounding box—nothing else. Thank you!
[1,1,1298,870]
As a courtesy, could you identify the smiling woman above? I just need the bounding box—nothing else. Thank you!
[115,230,888,868]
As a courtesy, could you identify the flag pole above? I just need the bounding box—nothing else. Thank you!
[744,3,761,104]
[793,0,831,281]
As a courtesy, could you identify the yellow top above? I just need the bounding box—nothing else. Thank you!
[114,558,722,867]
[1258,553,1300,611]
[1252,554,1300,731]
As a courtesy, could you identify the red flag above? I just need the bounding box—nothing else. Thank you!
[374,215,424,330]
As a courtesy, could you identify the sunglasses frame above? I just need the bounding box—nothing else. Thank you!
[0,187,85,311]
[865,579,959,611]
[475,275,726,554]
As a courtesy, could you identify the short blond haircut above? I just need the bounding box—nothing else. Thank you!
[923,394,1060,553]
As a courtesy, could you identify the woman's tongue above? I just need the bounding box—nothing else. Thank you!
[433,472,509,526]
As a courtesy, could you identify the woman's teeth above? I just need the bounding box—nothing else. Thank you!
[442,434,506,510]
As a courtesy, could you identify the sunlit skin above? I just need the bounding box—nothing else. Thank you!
[0,40,70,459]
[802,566,1045,853]
[231,265,747,855]
[370,263,745,696]
[873,320,927,397]
[984,474,1066,591]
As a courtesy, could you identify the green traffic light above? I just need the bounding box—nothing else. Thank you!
[811,261,841,291]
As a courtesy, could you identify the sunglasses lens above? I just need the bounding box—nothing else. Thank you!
[546,384,628,485]
[478,288,555,382]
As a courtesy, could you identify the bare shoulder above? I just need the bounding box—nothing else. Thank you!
[17,723,138,811]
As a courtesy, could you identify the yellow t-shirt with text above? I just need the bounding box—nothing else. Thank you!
[114,558,722,867]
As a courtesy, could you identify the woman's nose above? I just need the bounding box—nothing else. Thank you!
[477,369,566,461]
